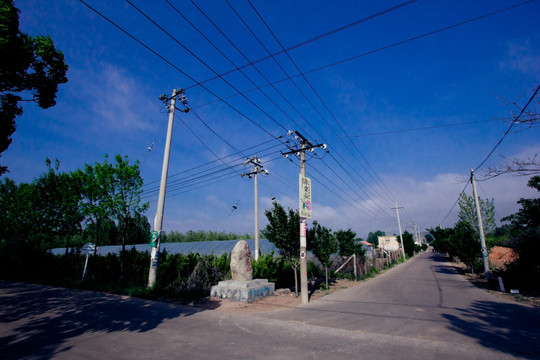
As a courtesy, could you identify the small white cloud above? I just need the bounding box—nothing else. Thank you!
[500,39,540,80]
[84,63,157,131]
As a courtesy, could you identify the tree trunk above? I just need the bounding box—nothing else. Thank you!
[293,265,298,295]
[325,266,328,289]
[64,233,71,256]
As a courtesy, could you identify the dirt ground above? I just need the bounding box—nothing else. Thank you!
[451,261,540,308]
[189,278,360,314]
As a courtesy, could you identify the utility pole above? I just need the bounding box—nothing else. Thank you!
[470,169,491,279]
[392,203,406,260]
[241,156,268,261]
[282,131,327,304]
[148,89,189,288]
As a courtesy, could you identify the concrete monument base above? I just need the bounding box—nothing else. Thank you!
[210,279,275,303]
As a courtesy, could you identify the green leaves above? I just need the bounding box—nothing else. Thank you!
[458,192,496,236]
[0,0,68,173]
[307,221,337,268]
[0,154,149,253]
[261,201,300,263]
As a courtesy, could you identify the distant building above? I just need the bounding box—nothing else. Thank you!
[359,240,374,258]
[377,235,400,251]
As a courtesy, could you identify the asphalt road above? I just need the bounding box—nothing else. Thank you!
[1,252,539,359]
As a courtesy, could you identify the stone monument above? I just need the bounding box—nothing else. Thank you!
[210,240,275,303]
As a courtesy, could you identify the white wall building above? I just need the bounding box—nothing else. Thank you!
[377,236,400,251]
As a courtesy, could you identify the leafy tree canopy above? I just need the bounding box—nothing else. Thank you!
[502,175,540,230]
[458,192,496,236]
[261,201,300,263]
[0,0,68,174]
[367,230,385,247]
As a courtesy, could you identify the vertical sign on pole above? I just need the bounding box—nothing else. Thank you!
[299,175,312,219]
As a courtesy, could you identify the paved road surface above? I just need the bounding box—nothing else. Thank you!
[1,252,539,359]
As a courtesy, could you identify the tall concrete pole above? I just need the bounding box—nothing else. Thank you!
[299,147,309,304]
[394,203,406,260]
[242,156,267,261]
[254,170,259,261]
[148,89,178,288]
[470,169,491,279]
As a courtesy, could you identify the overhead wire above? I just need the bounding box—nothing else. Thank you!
[188,0,535,112]
[245,0,398,215]
[125,0,290,136]
[184,0,420,91]
[474,84,540,172]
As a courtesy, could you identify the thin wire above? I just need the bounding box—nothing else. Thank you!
[126,0,289,134]
[474,84,540,172]
[185,0,420,90]
[439,180,470,227]
[190,0,535,109]
[247,0,398,209]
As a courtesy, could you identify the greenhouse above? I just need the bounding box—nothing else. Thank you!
[50,239,277,257]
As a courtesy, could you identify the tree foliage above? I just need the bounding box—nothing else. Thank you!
[500,176,540,292]
[458,192,496,236]
[334,229,359,256]
[0,0,68,173]
[261,201,300,293]
[429,222,481,272]
[401,231,416,257]
[162,230,251,243]
[0,155,149,257]
[367,230,385,247]
[307,221,338,288]
[501,176,540,230]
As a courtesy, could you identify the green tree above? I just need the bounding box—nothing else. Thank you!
[501,176,540,231]
[33,159,84,253]
[401,230,415,257]
[458,192,496,236]
[261,201,300,294]
[0,0,68,174]
[124,212,151,246]
[76,156,116,253]
[106,154,149,280]
[308,221,338,288]
[500,176,540,291]
[0,178,37,250]
[428,226,456,257]
[454,221,481,272]
[334,229,358,256]
[367,230,385,247]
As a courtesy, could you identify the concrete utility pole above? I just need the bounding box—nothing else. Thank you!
[241,156,269,261]
[282,130,327,304]
[148,89,189,288]
[392,203,406,260]
[470,169,491,279]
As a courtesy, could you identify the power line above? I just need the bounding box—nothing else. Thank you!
[474,84,540,172]
[438,180,470,227]
[349,118,503,138]
[126,0,290,135]
[185,0,420,91]
[189,0,535,111]
[247,0,398,209]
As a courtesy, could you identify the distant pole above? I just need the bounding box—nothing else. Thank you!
[393,203,406,260]
[148,89,188,288]
[241,156,268,261]
[470,169,491,279]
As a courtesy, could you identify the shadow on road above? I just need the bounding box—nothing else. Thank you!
[443,300,540,359]
[0,281,210,359]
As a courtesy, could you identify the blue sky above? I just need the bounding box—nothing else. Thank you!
[4,0,540,239]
